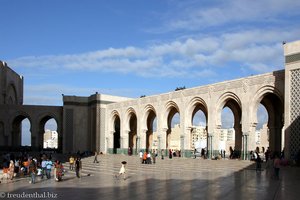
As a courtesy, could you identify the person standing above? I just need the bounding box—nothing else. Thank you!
[29,158,37,184]
[41,158,47,179]
[139,151,143,164]
[274,153,281,180]
[152,150,156,164]
[220,150,223,158]
[75,157,82,178]
[14,158,20,177]
[93,151,99,163]
[147,152,152,164]
[55,161,64,181]
[45,158,53,179]
[69,155,74,170]
[169,149,173,159]
[143,152,147,164]
[256,154,262,172]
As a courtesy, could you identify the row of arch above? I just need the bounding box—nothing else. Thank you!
[109,86,284,157]
[0,110,62,152]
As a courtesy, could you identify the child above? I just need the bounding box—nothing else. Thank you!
[55,161,64,181]
[115,161,127,180]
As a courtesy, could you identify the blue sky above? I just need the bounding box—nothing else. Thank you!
[1,0,299,145]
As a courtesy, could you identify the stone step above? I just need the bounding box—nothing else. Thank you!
[64,155,256,178]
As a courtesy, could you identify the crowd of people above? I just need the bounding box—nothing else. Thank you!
[139,150,157,164]
[0,151,84,184]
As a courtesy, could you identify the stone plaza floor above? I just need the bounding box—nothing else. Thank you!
[1,154,300,200]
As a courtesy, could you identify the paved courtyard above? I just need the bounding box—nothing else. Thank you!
[1,155,300,200]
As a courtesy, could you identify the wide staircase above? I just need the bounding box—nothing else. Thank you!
[65,154,257,178]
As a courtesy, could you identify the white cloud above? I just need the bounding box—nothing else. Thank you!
[163,0,300,31]
[23,84,159,105]
[8,27,300,78]
[247,63,276,74]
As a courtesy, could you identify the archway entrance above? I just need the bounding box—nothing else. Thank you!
[146,110,157,152]
[259,93,283,154]
[37,117,60,152]
[128,113,137,155]
[221,99,242,159]
[192,108,207,156]
[12,116,31,151]
[255,104,268,156]
[113,116,120,154]
[167,107,180,155]
[42,118,59,151]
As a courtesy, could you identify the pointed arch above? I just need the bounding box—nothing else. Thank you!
[251,85,284,152]
[251,85,284,125]
[186,97,208,128]
[110,110,121,133]
[141,104,157,131]
[162,101,180,129]
[216,92,242,127]
[110,110,121,154]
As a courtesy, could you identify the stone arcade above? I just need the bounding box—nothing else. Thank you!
[0,40,300,160]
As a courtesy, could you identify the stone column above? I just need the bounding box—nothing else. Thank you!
[157,135,161,156]
[184,127,192,157]
[109,130,114,147]
[241,134,244,160]
[159,128,167,156]
[248,123,257,155]
[245,133,249,160]
[242,132,249,160]
[207,133,213,159]
[122,130,129,154]
[140,129,147,151]
[30,124,39,151]
[106,137,109,153]
[120,137,124,149]
[180,135,185,157]
[136,136,141,154]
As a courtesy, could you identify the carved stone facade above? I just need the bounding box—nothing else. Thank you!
[284,40,300,159]
[105,69,285,158]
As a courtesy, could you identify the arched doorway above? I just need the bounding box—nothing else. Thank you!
[146,110,157,152]
[21,119,31,147]
[37,116,61,152]
[192,108,207,155]
[221,107,234,158]
[12,115,31,151]
[43,118,58,150]
[113,116,120,154]
[259,93,283,154]
[167,107,180,154]
[128,113,137,155]
[255,104,268,155]
[220,99,242,159]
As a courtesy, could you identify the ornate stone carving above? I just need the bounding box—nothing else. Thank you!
[243,79,249,93]
[290,68,300,156]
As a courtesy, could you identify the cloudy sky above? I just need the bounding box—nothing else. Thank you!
[1,0,299,144]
